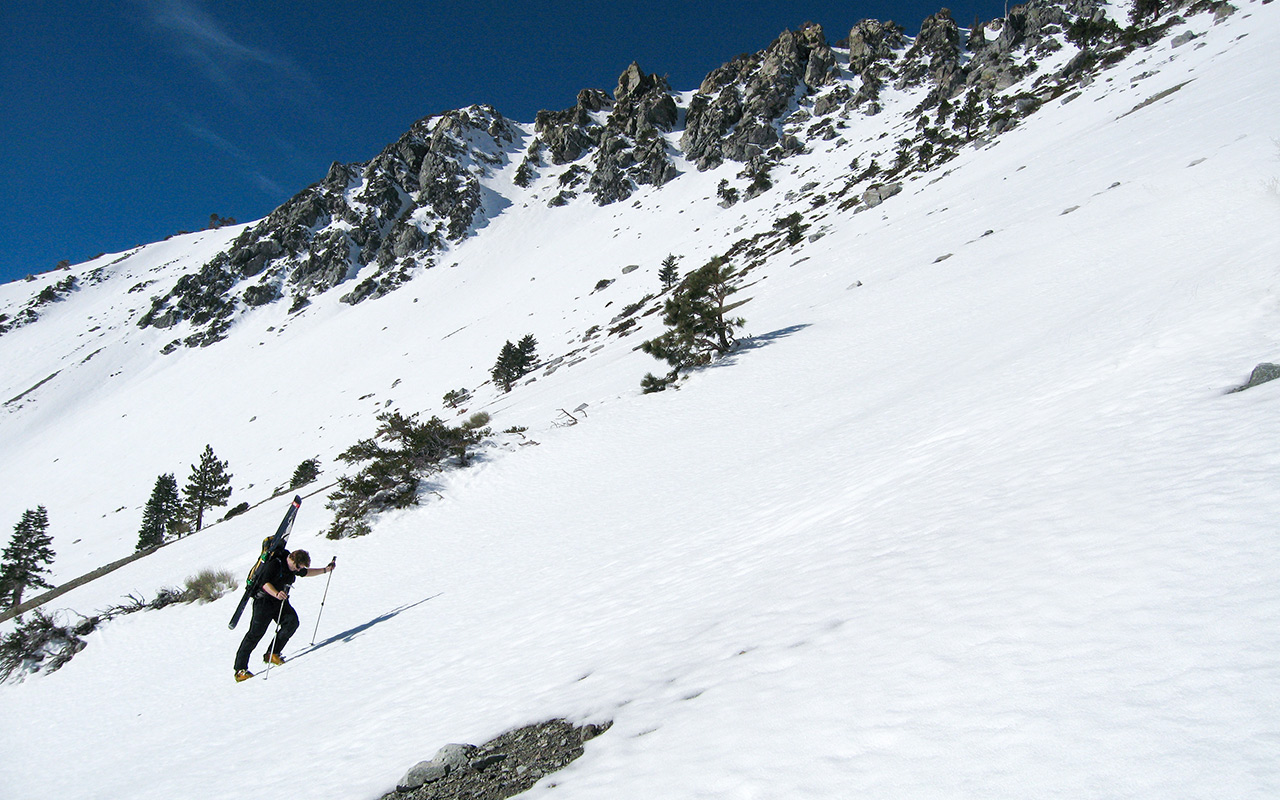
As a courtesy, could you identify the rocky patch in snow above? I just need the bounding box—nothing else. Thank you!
[382,719,611,800]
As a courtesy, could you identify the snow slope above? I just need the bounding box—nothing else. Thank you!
[2,2,1279,798]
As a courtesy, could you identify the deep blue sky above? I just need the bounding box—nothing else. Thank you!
[0,0,1010,286]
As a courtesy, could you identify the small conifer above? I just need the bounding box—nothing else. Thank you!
[136,473,183,551]
[1,507,56,609]
[183,445,233,532]
[289,458,321,489]
[659,255,680,289]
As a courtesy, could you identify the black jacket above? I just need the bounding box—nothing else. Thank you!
[255,553,299,600]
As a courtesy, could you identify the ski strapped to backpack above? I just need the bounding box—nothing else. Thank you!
[228,495,302,630]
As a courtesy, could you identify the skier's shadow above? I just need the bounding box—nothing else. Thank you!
[293,592,442,658]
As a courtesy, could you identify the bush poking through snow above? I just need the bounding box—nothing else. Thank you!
[442,388,471,409]
[641,372,676,393]
[182,569,237,604]
[326,411,488,539]
[0,571,239,680]
[0,609,85,681]
[221,502,250,522]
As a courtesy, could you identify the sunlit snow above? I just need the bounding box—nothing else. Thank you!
[1,3,1278,798]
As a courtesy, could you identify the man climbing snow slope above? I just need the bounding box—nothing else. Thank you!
[234,549,334,681]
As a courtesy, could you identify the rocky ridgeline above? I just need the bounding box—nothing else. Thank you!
[135,0,1212,349]
[138,105,519,348]
[520,61,680,207]
[683,22,836,171]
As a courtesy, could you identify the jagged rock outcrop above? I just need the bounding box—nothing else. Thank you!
[846,19,908,110]
[531,89,611,167]
[965,0,1086,93]
[139,105,518,344]
[520,63,679,206]
[898,9,964,95]
[682,23,836,170]
[587,62,680,204]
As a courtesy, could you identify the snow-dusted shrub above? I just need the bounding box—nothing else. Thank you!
[182,569,237,604]
[326,411,486,538]
[0,609,85,681]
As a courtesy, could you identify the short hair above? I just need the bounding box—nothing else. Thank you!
[291,549,312,569]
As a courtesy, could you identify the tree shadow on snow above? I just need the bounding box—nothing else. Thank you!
[709,323,811,368]
[290,592,442,659]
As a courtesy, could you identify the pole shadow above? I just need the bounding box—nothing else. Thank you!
[290,592,442,659]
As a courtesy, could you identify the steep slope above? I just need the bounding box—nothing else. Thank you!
[1,0,1279,798]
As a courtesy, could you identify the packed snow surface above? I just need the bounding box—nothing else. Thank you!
[2,3,1279,798]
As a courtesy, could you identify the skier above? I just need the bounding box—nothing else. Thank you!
[234,549,335,682]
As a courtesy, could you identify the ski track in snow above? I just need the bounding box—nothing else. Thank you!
[2,3,1280,799]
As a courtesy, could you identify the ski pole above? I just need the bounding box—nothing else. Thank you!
[264,593,288,681]
[310,557,336,646]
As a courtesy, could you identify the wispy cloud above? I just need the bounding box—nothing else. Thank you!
[182,120,250,161]
[135,0,314,99]
[177,110,291,201]
[249,171,290,200]
[136,1,318,203]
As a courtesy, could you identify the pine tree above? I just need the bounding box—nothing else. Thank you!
[136,473,182,551]
[953,91,985,141]
[183,445,233,532]
[0,506,55,609]
[326,411,486,538]
[491,334,538,393]
[1130,0,1164,25]
[640,256,748,376]
[289,458,321,489]
[659,254,680,290]
[491,341,523,393]
[516,334,538,373]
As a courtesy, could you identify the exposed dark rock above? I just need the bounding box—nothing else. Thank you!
[532,89,611,166]
[0,276,79,338]
[138,104,517,345]
[1228,363,1280,393]
[682,23,836,170]
[243,281,279,307]
[587,63,680,204]
[897,9,963,95]
[382,719,610,800]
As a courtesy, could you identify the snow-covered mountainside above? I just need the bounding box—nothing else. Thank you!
[2,0,1279,797]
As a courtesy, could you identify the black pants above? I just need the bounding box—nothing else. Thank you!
[234,596,299,672]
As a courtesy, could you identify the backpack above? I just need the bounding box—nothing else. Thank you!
[228,495,301,629]
[244,538,288,597]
